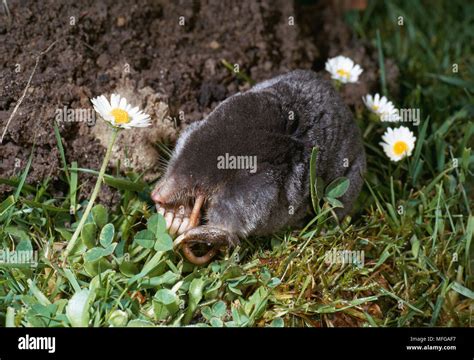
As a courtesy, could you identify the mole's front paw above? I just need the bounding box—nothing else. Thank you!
[173,225,236,265]
[152,179,206,236]
[155,203,192,236]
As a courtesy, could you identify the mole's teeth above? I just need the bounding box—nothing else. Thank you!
[170,217,182,235]
[177,217,190,235]
[165,212,174,229]
[157,206,166,216]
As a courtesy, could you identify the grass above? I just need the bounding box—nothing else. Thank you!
[0,0,472,327]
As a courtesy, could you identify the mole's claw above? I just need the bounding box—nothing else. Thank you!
[165,212,174,229]
[156,206,166,216]
[173,225,235,265]
[170,217,182,235]
[177,217,190,235]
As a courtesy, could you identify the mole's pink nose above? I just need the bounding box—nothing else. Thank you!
[151,189,164,203]
[151,178,177,204]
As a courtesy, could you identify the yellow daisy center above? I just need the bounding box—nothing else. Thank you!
[110,108,130,124]
[393,141,408,156]
[372,105,379,111]
[337,69,350,78]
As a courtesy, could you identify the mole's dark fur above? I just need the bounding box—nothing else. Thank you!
[152,70,366,254]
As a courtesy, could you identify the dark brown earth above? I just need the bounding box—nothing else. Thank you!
[0,0,398,202]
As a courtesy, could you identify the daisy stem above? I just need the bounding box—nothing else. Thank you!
[62,127,119,265]
[363,121,375,138]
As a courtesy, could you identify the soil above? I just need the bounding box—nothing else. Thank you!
[0,0,398,203]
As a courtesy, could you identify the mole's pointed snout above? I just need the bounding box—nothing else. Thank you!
[151,177,177,204]
[151,189,165,205]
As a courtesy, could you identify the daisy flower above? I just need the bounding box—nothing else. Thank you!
[325,55,363,84]
[380,126,416,162]
[91,94,151,129]
[363,93,400,122]
[63,94,150,263]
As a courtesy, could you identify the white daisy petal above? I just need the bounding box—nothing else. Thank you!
[91,95,112,119]
[98,96,112,114]
[111,94,120,109]
[118,96,127,110]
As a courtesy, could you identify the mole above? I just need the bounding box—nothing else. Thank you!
[151,70,366,264]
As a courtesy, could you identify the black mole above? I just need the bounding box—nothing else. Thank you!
[151,70,366,264]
